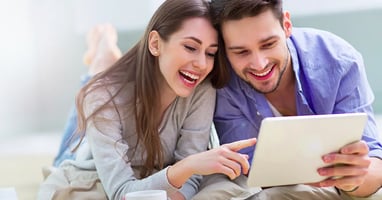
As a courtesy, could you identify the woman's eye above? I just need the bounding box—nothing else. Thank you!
[206,52,216,58]
[235,50,248,55]
[185,45,196,51]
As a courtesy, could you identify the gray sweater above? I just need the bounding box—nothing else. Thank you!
[66,80,216,200]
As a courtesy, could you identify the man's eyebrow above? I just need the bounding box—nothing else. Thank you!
[227,35,279,50]
[259,35,279,44]
[184,36,218,47]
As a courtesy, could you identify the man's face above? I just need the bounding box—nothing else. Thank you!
[222,10,292,94]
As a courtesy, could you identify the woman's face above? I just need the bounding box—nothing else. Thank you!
[151,17,218,98]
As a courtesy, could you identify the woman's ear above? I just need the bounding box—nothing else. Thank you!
[148,30,161,56]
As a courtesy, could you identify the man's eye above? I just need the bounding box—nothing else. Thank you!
[263,42,275,48]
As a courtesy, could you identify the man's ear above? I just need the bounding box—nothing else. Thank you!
[148,30,161,56]
[283,11,293,38]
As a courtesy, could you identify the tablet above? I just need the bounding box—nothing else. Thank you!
[247,112,367,188]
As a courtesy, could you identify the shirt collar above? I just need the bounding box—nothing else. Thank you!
[287,38,304,94]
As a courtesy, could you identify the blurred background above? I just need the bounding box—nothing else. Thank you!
[0,0,381,199]
[0,0,381,139]
[0,0,163,138]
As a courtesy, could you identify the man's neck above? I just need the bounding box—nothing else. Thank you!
[265,61,297,116]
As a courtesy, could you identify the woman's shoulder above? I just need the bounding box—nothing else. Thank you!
[196,79,215,94]
[84,80,135,114]
[187,80,216,103]
[177,80,216,107]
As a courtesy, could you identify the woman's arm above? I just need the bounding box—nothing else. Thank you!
[84,87,179,200]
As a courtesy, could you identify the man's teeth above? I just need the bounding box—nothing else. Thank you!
[253,68,272,77]
[180,71,199,80]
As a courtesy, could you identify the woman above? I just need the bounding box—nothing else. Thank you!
[38,0,255,199]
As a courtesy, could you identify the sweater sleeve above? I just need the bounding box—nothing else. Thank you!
[84,81,216,200]
[84,86,179,200]
[174,81,216,199]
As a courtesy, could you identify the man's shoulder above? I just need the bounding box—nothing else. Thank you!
[292,27,341,38]
[291,27,356,53]
[290,27,361,69]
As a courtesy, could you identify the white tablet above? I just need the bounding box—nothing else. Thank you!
[247,113,367,188]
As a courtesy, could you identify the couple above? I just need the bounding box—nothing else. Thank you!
[39,0,382,199]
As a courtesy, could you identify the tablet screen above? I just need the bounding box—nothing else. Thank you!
[247,113,367,187]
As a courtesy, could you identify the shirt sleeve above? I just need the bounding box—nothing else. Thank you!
[332,51,382,159]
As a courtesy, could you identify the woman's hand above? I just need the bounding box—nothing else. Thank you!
[188,138,256,179]
[167,138,256,188]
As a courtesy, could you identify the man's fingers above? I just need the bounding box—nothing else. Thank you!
[340,140,369,155]
[322,153,371,167]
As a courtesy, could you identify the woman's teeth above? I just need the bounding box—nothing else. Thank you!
[180,71,199,81]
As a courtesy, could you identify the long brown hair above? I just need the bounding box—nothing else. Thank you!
[75,0,229,178]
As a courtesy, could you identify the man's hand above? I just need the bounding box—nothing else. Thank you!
[314,140,382,197]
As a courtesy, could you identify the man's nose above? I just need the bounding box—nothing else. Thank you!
[249,52,268,70]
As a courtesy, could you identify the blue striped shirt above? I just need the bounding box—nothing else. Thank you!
[214,27,382,163]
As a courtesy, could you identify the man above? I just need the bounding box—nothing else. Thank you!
[208,0,382,199]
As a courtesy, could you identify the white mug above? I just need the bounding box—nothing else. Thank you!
[124,190,167,200]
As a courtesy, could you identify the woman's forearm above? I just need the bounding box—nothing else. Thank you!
[167,157,195,188]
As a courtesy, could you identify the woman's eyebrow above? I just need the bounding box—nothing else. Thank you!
[183,36,218,47]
